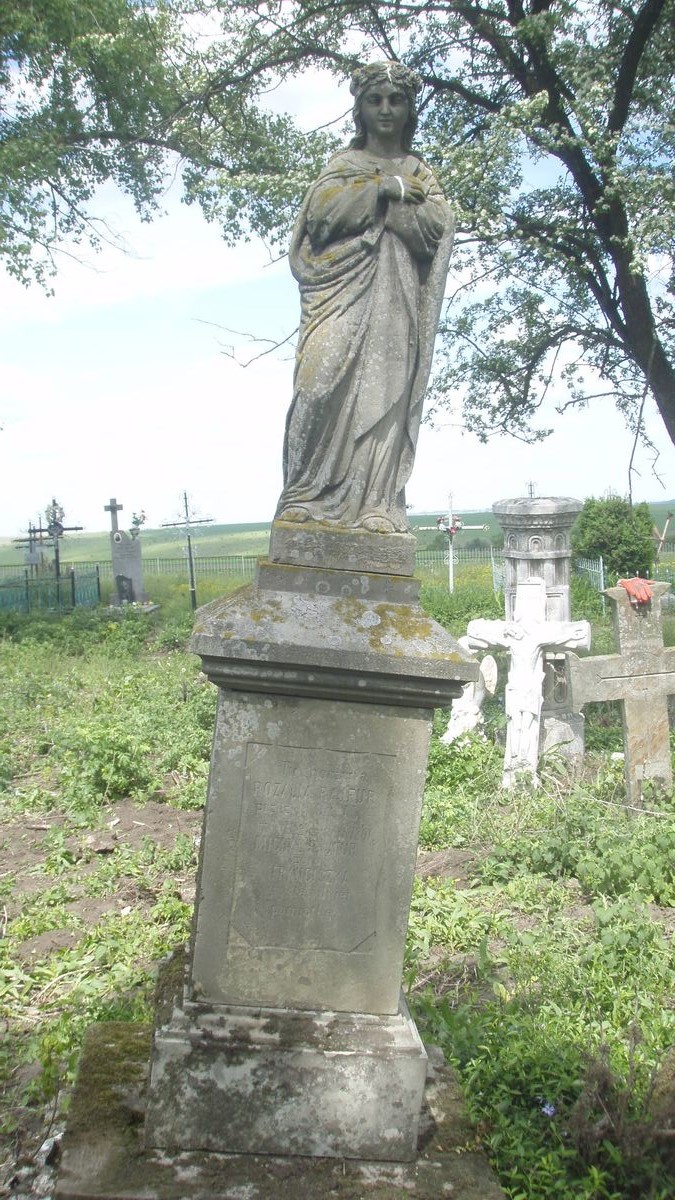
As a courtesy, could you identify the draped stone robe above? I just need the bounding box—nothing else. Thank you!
[276,149,455,531]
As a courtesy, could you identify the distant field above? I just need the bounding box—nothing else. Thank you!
[1,501,673,567]
[0,523,273,567]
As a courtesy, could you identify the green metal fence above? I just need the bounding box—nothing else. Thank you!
[0,568,101,614]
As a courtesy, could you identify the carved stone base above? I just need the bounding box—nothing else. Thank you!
[54,1020,507,1199]
[269,518,417,575]
[145,965,427,1161]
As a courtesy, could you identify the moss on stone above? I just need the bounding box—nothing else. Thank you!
[66,1022,152,1139]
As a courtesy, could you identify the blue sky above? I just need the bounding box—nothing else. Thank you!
[1,72,673,540]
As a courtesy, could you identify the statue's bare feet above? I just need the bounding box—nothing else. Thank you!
[278,506,310,523]
[360,515,396,534]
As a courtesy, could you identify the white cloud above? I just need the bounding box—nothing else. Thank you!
[0,185,286,326]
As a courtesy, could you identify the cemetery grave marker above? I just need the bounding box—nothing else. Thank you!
[493,496,585,760]
[56,61,504,1200]
[569,582,675,803]
[106,496,147,605]
[467,578,590,787]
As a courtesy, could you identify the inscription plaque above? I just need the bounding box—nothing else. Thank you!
[189,691,432,1013]
[232,743,391,953]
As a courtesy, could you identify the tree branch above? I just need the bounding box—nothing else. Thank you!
[608,0,668,134]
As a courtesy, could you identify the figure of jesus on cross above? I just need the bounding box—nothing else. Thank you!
[467,578,591,788]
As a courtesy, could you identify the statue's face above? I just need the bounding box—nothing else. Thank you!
[359,82,409,144]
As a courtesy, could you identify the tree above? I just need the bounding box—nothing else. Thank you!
[0,0,329,287]
[571,495,655,577]
[3,2,675,449]
[1,0,172,287]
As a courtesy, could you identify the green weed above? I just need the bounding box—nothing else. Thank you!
[2,574,675,1200]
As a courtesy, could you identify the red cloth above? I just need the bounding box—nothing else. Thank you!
[618,577,654,604]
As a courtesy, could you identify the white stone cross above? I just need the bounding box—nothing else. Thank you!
[569,582,675,803]
[466,578,591,787]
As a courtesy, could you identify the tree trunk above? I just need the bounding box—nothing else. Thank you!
[615,257,675,446]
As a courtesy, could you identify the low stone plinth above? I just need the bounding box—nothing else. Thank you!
[55,1021,506,1200]
[269,518,417,575]
[145,983,427,1160]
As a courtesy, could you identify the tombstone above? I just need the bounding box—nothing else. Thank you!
[569,582,675,803]
[141,553,477,1165]
[493,496,584,761]
[106,497,147,604]
[466,578,590,787]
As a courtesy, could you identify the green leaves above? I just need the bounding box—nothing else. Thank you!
[571,495,655,578]
[3,1,675,445]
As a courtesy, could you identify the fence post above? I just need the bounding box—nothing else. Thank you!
[599,555,605,613]
[25,568,30,614]
[70,568,76,609]
[96,564,101,604]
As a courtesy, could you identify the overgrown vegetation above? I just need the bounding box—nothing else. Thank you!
[572,496,656,580]
[1,574,674,1198]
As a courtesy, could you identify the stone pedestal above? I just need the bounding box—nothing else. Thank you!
[144,521,477,1163]
[146,981,427,1160]
[492,497,582,621]
[493,497,584,764]
[54,1017,506,1200]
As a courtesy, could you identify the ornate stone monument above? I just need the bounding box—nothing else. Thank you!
[493,496,584,760]
[56,63,505,1199]
[144,60,473,1165]
[492,497,582,620]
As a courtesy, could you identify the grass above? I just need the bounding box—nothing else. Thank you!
[410,706,675,1200]
[1,575,674,1197]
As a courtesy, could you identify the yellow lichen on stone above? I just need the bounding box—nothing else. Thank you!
[333,597,433,651]
[248,598,284,625]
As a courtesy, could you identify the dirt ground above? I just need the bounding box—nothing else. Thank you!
[1,797,203,1199]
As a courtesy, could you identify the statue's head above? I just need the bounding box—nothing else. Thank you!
[349,62,422,151]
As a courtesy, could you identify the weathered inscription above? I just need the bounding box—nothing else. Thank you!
[230,743,393,953]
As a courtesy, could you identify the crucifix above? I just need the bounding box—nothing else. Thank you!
[44,499,83,593]
[161,491,213,611]
[466,578,591,787]
[569,583,675,804]
[105,497,124,534]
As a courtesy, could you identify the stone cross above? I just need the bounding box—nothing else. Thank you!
[104,497,124,534]
[569,583,675,803]
[467,578,591,787]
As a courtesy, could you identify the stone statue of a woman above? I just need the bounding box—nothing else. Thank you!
[275,62,454,535]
